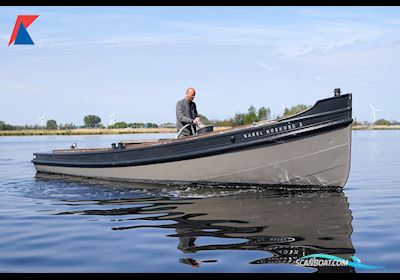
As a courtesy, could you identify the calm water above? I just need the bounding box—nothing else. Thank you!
[0,131,399,273]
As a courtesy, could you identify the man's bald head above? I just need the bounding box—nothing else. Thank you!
[185,87,196,102]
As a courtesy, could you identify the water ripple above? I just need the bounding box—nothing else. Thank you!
[0,131,398,272]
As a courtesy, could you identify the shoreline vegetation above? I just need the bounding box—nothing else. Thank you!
[2,104,399,136]
[0,126,230,136]
[352,125,400,130]
[0,125,399,136]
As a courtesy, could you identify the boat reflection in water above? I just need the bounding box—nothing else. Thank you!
[169,189,355,273]
[36,174,355,272]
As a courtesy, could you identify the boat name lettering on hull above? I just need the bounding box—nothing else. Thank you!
[243,130,264,139]
[243,122,303,139]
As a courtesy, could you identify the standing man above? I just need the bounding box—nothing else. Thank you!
[176,87,201,137]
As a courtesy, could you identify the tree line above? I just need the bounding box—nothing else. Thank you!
[83,115,158,129]
[0,115,159,131]
[352,118,397,126]
[200,104,312,127]
[0,121,77,131]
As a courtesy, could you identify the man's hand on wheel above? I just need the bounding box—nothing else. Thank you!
[193,117,200,125]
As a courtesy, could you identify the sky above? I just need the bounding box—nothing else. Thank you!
[1,6,400,126]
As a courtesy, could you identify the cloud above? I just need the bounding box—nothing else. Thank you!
[160,17,394,62]
[256,61,280,72]
[30,34,202,50]
[4,8,395,59]
[4,7,400,70]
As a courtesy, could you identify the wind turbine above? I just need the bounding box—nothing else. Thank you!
[109,113,116,126]
[38,113,46,127]
[369,104,381,124]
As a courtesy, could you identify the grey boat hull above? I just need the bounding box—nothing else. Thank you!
[34,124,351,188]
